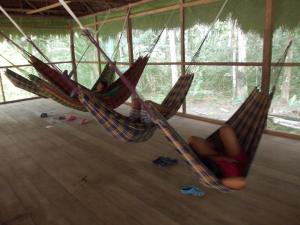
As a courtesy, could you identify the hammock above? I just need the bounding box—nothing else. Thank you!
[4,69,48,98]
[91,63,115,91]
[149,87,274,192]
[5,69,87,111]
[29,55,149,109]
[77,74,194,142]
[28,74,87,111]
[150,39,292,192]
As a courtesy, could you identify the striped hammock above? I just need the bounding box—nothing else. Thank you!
[29,55,149,109]
[5,69,48,98]
[29,75,87,111]
[151,87,274,192]
[77,74,194,143]
[5,69,87,111]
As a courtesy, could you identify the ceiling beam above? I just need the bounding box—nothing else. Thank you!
[26,1,71,15]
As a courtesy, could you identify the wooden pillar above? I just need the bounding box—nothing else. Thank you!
[180,0,187,113]
[126,8,134,65]
[0,72,6,103]
[126,8,135,103]
[95,16,102,74]
[70,27,78,82]
[261,0,273,93]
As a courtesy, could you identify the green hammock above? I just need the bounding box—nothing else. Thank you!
[91,63,115,91]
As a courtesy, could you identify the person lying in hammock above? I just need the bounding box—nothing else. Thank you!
[129,96,168,124]
[95,81,108,93]
[188,125,247,190]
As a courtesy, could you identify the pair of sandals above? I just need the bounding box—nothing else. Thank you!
[152,156,205,197]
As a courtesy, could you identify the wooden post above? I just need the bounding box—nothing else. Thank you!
[0,72,6,102]
[261,0,273,93]
[70,26,78,82]
[95,16,102,75]
[180,0,187,113]
[126,8,134,65]
[126,8,135,104]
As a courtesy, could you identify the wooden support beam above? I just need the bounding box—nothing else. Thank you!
[180,0,186,113]
[79,0,155,19]
[0,72,6,103]
[95,16,102,75]
[26,1,71,15]
[70,28,78,82]
[261,0,274,93]
[0,97,41,105]
[0,61,72,69]
[126,8,134,65]
[83,0,217,28]
[176,112,300,141]
[125,8,134,104]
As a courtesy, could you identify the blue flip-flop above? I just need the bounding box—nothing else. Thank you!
[180,186,205,197]
[152,157,178,167]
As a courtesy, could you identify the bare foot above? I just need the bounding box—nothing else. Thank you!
[221,177,246,190]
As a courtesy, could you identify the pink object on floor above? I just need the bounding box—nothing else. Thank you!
[65,114,77,121]
[80,118,89,125]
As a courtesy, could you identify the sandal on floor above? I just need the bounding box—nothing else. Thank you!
[152,156,178,167]
[180,186,205,197]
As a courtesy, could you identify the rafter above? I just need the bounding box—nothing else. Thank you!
[26,1,71,15]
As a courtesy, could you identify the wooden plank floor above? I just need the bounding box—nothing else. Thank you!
[0,99,299,225]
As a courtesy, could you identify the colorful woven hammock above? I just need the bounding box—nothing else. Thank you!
[151,87,274,192]
[77,74,194,143]
[29,55,149,109]
[29,74,87,111]
[5,69,48,98]
[145,40,292,192]
[5,69,87,111]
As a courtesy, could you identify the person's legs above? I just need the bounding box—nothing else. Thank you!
[145,100,168,114]
[129,96,142,121]
[219,125,243,157]
[188,136,219,156]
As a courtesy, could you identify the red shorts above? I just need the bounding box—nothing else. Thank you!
[214,152,247,177]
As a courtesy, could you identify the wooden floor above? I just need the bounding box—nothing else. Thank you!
[0,99,299,225]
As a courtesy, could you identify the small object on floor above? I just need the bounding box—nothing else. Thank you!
[40,113,48,118]
[58,116,66,120]
[152,156,178,167]
[180,186,205,197]
[80,118,89,125]
[46,125,55,129]
[81,176,88,183]
[65,114,77,121]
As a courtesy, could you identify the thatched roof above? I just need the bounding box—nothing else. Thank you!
[0,0,300,39]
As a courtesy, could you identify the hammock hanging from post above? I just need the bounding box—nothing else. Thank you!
[0,6,148,109]
[60,0,289,193]
[0,31,147,109]
[0,5,62,73]
[5,69,87,111]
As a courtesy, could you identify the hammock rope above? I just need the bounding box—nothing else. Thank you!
[68,8,113,78]
[0,5,62,73]
[59,0,169,105]
[185,0,229,74]
[271,40,293,93]
[0,54,31,76]
[69,7,130,78]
